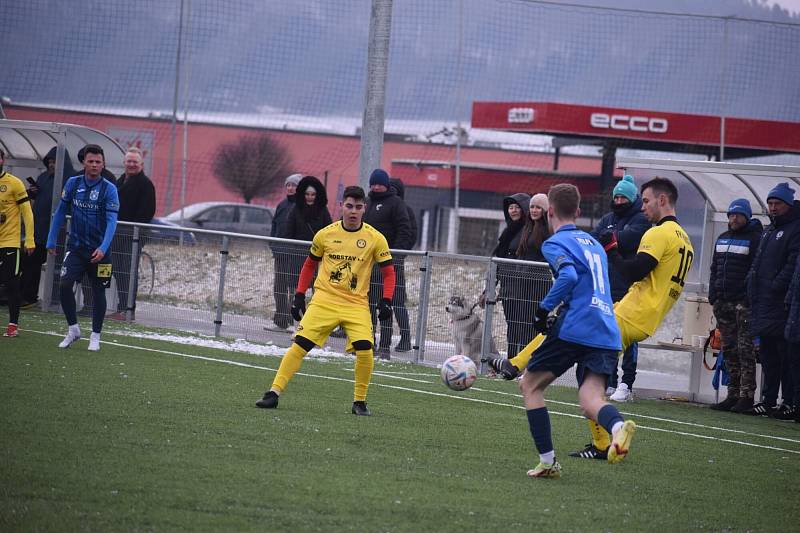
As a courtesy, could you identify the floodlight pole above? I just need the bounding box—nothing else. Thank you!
[357,0,393,190]
[165,0,187,215]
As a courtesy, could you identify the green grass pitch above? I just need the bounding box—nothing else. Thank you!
[2,312,799,531]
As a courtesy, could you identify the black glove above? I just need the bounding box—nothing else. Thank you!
[597,230,618,252]
[533,306,554,335]
[378,298,393,321]
[291,292,306,322]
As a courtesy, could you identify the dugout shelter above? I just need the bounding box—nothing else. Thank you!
[0,119,126,308]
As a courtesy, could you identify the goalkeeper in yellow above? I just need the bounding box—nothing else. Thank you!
[0,149,36,338]
[255,185,395,416]
[485,176,693,459]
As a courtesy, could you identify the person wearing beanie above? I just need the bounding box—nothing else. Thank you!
[592,175,650,403]
[364,169,413,359]
[747,183,800,418]
[267,173,303,331]
[708,198,763,413]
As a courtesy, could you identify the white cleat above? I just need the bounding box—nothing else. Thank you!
[609,383,632,402]
[58,327,81,349]
[88,332,101,352]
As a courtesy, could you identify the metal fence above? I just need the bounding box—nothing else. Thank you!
[37,221,718,400]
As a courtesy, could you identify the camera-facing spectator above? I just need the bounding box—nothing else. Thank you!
[267,173,301,332]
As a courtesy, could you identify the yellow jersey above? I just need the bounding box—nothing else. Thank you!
[309,221,392,305]
[0,172,35,249]
[614,217,693,335]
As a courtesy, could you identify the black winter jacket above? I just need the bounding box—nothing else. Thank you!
[590,196,650,301]
[365,188,413,249]
[279,176,332,242]
[389,178,417,249]
[493,193,531,259]
[747,201,800,336]
[785,252,800,342]
[709,218,763,305]
[117,171,156,224]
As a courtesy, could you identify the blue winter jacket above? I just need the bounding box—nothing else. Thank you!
[708,218,763,305]
[590,196,650,301]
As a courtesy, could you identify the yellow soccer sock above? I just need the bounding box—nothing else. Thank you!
[509,333,546,370]
[589,419,611,451]
[353,349,374,401]
[271,343,308,393]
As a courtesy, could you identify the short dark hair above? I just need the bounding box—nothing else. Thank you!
[342,185,366,203]
[78,144,104,162]
[641,176,678,206]
[548,183,580,219]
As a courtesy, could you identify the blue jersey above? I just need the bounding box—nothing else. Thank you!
[46,175,119,254]
[540,224,621,351]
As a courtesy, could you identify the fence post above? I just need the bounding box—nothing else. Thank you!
[414,252,432,363]
[480,259,498,373]
[125,225,141,320]
[214,235,230,337]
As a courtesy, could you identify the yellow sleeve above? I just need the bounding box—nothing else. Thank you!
[635,226,666,262]
[373,233,392,264]
[15,181,35,249]
[309,228,325,258]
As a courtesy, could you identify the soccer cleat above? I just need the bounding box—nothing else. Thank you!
[745,402,775,416]
[4,324,19,337]
[88,333,101,352]
[255,391,279,409]
[609,383,632,402]
[58,328,81,348]
[568,443,608,460]
[527,459,562,478]
[770,404,796,420]
[352,401,371,416]
[481,356,519,380]
[608,420,636,464]
[710,395,740,411]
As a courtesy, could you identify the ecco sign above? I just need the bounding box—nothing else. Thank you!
[590,113,668,134]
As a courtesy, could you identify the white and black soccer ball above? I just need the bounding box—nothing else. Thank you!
[441,354,478,391]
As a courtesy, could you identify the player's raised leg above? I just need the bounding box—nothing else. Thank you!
[577,370,635,464]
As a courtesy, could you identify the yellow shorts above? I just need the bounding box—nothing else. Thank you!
[295,299,373,349]
[613,303,649,352]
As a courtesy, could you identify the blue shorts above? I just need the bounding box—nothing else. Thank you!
[527,334,618,386]
[60,249,113,288]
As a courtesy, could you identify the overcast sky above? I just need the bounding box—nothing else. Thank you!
[773,0,800,13]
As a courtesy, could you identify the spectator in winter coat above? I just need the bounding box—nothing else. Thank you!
[387,177,417,353]
[783,250,800,423]
[279,175,332,271]
[364,169,413,359]
[492,192,532,358]
[107,147,156,321]
[20,146,78,306]
[267,173,301,332]
[590,175,650,402]
[708,199,763,413]
[747,182,800,418]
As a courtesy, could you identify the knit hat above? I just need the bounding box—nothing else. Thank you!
[369,168,390,187]
[767,182,795,206]
[612,175,637,203]
[285,173,302,186]
[530,193,549,211]
[727,198,752,220]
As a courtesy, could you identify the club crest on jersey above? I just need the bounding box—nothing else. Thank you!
[357,239,366,248]
[90,189,100,201]
[0,185,6,192]
[776,230,784,240]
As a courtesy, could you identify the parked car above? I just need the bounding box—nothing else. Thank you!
[160,202,274,238]
[147,218,198,245]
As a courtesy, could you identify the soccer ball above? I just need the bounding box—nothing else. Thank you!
[441,355,478,391]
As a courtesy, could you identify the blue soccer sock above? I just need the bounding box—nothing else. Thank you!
[91,282,106,333]
[60,282,78,325]
[597,404,625,436]
[526,407,554,455]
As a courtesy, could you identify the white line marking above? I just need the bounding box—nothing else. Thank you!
[26,329,800,455]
